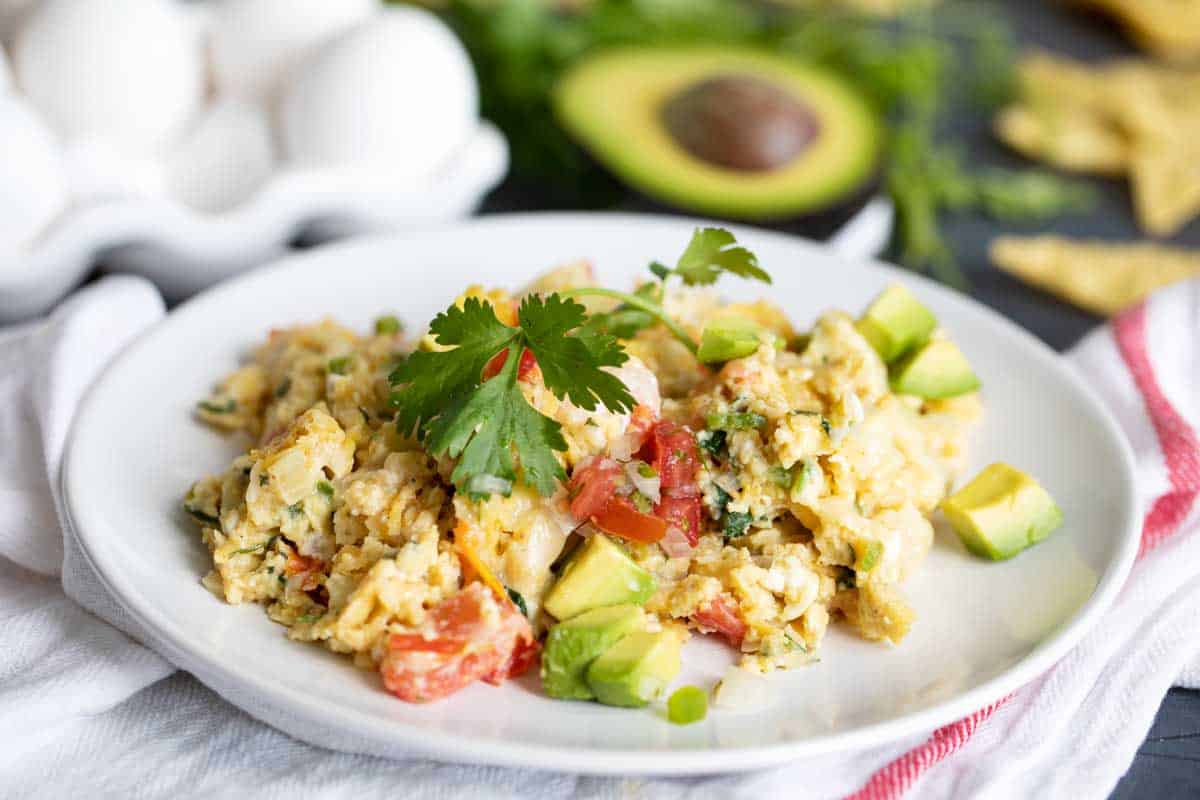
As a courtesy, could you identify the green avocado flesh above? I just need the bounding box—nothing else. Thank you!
[890,340,981,399]
[543,534,657,621]
[541,605,648,700]
[553,47,882,220]
[857,285,938,364]
[586,630,683,708]
[942,462,1063,561]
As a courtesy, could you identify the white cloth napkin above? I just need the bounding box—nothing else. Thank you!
[1,274,1196,799]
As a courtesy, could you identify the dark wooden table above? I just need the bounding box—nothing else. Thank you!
[476,1,1200,794]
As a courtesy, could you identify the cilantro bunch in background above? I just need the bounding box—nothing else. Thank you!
[400,0,1093,287]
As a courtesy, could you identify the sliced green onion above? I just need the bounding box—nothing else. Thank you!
[856,540,883,572]
[375,315,403,335]
[667,686,708,725]
[706,411,766,431]
[327,356,352,375]
[316,480,334,499]
[198,399,236,414]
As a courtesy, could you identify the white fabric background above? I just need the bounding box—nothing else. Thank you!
[1,275,1196,799]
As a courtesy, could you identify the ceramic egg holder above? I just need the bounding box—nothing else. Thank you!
[0,0,508,322]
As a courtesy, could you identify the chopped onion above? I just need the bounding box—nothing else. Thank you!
[625,460,661,504]
[659,525,694,558]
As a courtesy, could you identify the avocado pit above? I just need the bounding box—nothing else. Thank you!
[662,74,820,172]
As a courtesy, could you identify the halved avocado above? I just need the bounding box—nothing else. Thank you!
[553,47,882,221]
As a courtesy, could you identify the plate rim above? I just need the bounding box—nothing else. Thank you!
[62,211,1142,776]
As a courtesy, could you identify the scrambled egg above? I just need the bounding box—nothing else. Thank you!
[186,268,979,676]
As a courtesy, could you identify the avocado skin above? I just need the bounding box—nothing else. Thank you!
[543,534,657,622]
[541,605,647,701]
[942,462,1064,561]
[553,47,882,222]
[857,285,938,364]
[890,340,981,399]
[586,630,683,708]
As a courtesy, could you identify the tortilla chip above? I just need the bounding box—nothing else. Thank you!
[990,236,1200,316]
[995,53,1200,235]
[1070,0,1200,63]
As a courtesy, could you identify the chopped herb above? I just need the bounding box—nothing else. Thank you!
[632,492,653,514]
[506,587,529,617]
[274,377,291,398]
[784,628,808,652]
[197,398,236,414]
[768,466,792,489]
[287,501,304,517]
[230,535,279,556]
[649,261,671,282]
[706,411,767,431]
[637,462,657,479]
[667,685,708,725]
[698,429,727,459]
[790,461,817,501]
[183,505,220,526]
[836,566,856,590]
[316,480,334,499]
[389,294,634,497]
[258,473,269,487]
[327,356,352,375]
[856,540,883,572]
[375,315,403,335]
[723,511,753,540]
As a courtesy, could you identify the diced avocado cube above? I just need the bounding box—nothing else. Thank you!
[541,604,647,700]
[697,317,764,364]
[543,534,657,621]
[585,629,682,708]
[890,339,981,399]
[941,462,1063,561]
[857,285,938,363]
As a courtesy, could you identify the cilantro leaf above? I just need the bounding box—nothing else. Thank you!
[520,294,635,413]
[389,297,519,437]
[389,293,634,497]
[424,342,568,497]
[674,228,771,286]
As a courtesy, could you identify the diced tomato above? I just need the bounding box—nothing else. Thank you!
[482,348,539,381]
[692,595,748,648]
[591,495,668,543]
[623,404,656,454]
[380,583,536,703]
[568,457,624,520]
[284,552,324,592]
[639,421,700,496]
[655,494,702,546]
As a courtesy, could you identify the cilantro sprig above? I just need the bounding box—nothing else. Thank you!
[389,294,634,498]
[565,227,771,353]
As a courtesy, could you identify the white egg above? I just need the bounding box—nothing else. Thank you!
[210,0,375,100]
[280,7,478,176]
[61,139,166,201]
[0,95,67,252]
[14,0,204,154]
[166,100,275,213]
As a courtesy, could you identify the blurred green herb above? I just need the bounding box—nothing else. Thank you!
[410,0,1091,285]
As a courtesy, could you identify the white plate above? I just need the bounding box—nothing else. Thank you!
[63,213,1139,776]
